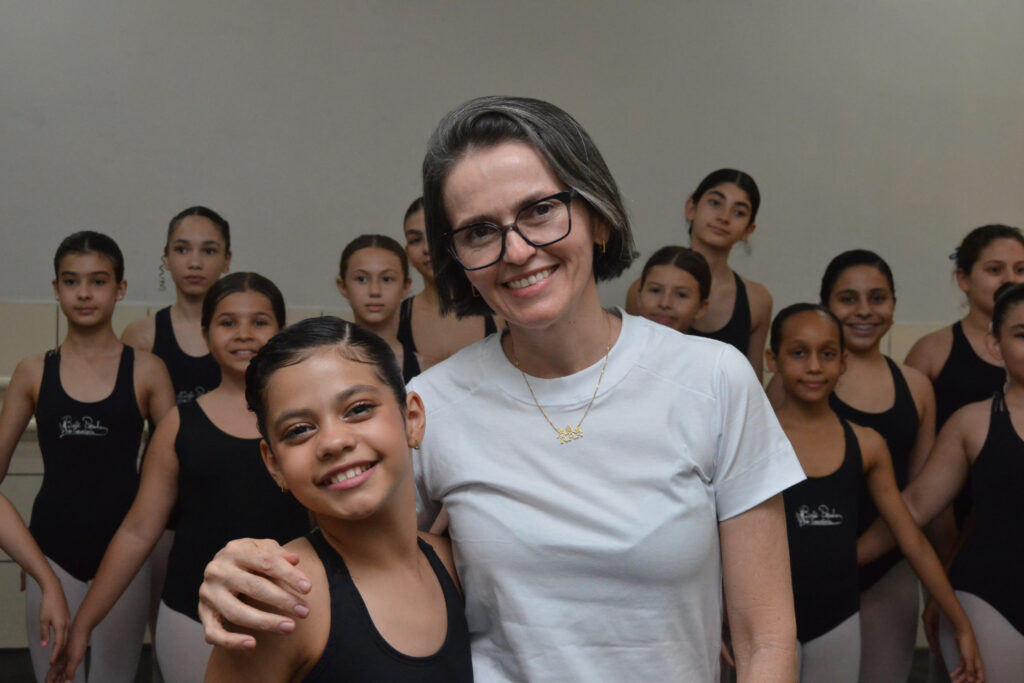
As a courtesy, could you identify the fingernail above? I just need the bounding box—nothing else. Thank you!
[294,604,309,617]
[278,620,295,633]
[298,579,311,592]
[41,640,47,647]
[243,638,256,649]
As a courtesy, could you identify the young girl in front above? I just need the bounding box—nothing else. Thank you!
[767,304,982,683]
[337,234,416,382]
[399,197,499,377]
[627,169,772,376]
[818,250,936,683]
[204,316,472,682]
[51,273,309,683]
[0,231,174,682]
[633,245,710,333]
[861,282,1024,682]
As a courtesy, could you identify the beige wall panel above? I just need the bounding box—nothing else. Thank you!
[0,303,58,376]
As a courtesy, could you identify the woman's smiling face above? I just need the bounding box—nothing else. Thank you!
[442,141,606,331]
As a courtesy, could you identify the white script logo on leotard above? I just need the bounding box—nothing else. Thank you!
[795,504,844,527]
[176,385,207,404]
[58,416,109,438]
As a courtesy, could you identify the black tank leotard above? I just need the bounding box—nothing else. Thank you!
[162,400,309,622]
[932,321,1006,525]
[948,392,1024,636]
[397,296,497,383]
[30,346,143,581]
[830,356,918,591]
[152,306,220,404]
[301,530,473,683]
[783,418,863,643]
[690,271,751,356]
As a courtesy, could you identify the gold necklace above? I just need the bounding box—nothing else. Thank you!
[509,316,612,445]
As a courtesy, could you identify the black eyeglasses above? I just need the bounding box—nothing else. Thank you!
[445,189,578,270]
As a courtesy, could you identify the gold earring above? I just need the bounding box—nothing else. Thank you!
[600,240,607,254]
[411,440,421,450]
[278,481,288,493]
[471,285,480,298]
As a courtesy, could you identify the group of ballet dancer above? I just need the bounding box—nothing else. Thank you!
[0,163,1020,682]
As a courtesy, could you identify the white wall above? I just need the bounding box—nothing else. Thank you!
[2,1,1023,324]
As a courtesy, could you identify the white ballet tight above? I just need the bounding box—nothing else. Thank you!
[940,591,1024,683]
[797,611,861,683]
[25,556,150,683]
[154,600,213,683]
[857,559,919,683]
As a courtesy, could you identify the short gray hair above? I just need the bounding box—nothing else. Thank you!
[422,96,635,317]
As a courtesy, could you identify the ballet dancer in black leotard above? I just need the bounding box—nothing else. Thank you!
[863,282,1024,682]
[336,234,419,381]
[815,250,937,683]
[0,232,174,682]
[632,246,710,334]
[626,169,772,377]
[399,197,498,377]
[52,273,308,683]
[120,207,231,672]
[768,304,982,683]
[204,316,472,682]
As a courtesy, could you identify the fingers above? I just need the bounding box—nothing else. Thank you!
[198,604,257,650]
[212,538,311,595]
[719,641,735,668]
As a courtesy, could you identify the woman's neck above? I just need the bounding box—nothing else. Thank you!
[62,323,120,354]
[503,286,619,378]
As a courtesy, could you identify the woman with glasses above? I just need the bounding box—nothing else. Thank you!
[196,96,805,681]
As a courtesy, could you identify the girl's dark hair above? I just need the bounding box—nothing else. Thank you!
[819,249,896,304]
[769,303,845,354]
[339,234,409,281]
[54,231,125,282]
[201,272,286,330]
[404,197,424,224]
[245,316,407,439]
[991,282,1024,336]
[689,168,761,226]
[423,96,636,317]
[640,246,711,301]
[166,206,231,253]
[955,224,1024,274]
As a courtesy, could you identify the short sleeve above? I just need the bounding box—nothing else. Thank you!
[712,346,805,520]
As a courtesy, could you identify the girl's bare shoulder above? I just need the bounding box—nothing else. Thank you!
[904,326,954,377]
[121,315,157,351]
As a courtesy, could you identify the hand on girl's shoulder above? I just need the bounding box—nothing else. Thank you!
[417,532,460,593]
[120,315,156,351]
[205,536,327,683]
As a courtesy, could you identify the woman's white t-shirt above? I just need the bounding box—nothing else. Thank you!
[410,311,803,681]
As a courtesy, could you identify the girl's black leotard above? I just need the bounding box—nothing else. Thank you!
[30,346,143,581]
[932,321,1006,525]
[689,271,751,356]
[783,418,863,644]
[301,530,473,683]
[830,356,918,591]
[162,400,309,621]
[397,296,498,383]
[948,392,1024,636]
[152,306,220,404]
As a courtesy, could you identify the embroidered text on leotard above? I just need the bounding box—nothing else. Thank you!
[795,504,844,527]
[58,416,109,438]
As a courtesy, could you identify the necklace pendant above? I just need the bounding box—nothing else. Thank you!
[557,425,583,444]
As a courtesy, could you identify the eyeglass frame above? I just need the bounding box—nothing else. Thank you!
[443,189,580,271]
